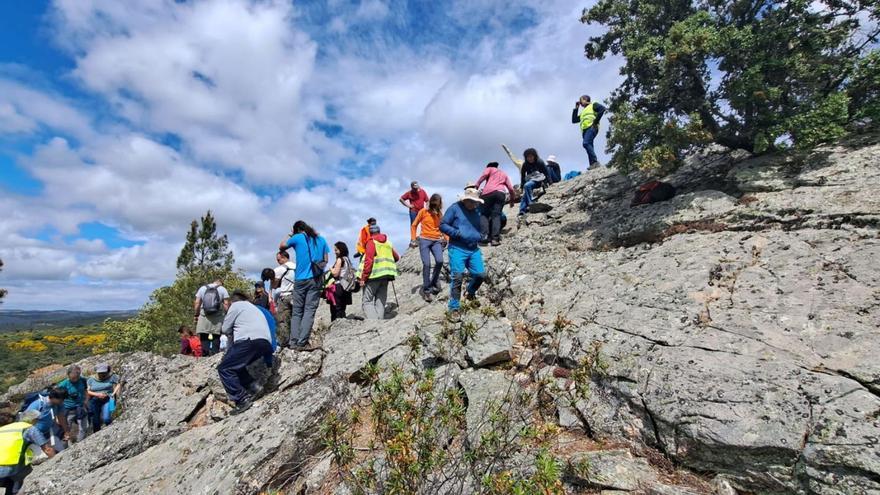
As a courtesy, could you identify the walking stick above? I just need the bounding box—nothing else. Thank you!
[391,280,400,309]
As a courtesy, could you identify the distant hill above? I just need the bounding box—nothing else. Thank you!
[0,310,136,333]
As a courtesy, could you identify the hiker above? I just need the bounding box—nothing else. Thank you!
[355,218,377,258]
[23,388,68,452]
[57,365,89,442]
[519,148,550,216]
[255,298,278,369]
[179,325,203,357]
[475,162,516,246]
[410,194,447,301]
[260,268,278,314]
[399,181,428,227]
[253,283,270,311]
[86,363,121,433]
[218,291,274,415]
[193,279,229,356]
[545,155,562,184]
[439,188,486,320]
[278,221,330,350]
[358,224,400,319]
[271,251,296,348]
[0,409,56,495]
[572,95,607,168]
[327,242,356,321]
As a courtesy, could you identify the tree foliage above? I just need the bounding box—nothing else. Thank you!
[582,0,880,173]
[176,210,234,275]
[106,214,250,354]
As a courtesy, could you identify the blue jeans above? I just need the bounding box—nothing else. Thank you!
[217,338,273,404]
[582,126,599,166]
[290,279,321,347]
[88,397,113,433]
[448,246,485,310]
[419,238,444,291]
[409,210,419,228]
[519,180,539,215]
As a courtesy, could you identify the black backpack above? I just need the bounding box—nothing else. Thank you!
[202,286,222,315]
[19,388,51,413]
[631,181,676,207]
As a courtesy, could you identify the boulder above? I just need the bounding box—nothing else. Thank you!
[567,449,659,490]
[457,368,528,447]
[464,316,514,367]
[320,315,416,379]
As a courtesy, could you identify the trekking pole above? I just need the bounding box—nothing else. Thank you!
[391,280,400,309]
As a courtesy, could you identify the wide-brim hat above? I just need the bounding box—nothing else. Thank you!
[459,189,484,203]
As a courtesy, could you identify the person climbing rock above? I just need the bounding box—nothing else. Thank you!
[399,181,428,228]
[411,194,447,302]
[519,148,550,216]
[86,364,122,433]
[545,155,562,184]
[193,279,229,356]
[327,242,356,321]
[179,325,202,357]
[253,283,270,311]
[572,95,606,168]
[218,292,274,415]
[270,251,296,348]
[355,218,377,258]
[0,410,56,495]
[279,221,329,350]
[358,224,400,319]
[475,162,516,246]
[24,388,68,452]
[440,188,486,321]
[56,365,89,442]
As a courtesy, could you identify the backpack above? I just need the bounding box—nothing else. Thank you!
[338,258,358,293]
[631,181,676,207]
[188,336,203,357]
[202,285,222,315]
[19,388,51,413]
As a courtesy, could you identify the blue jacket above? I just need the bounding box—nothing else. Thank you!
[440,201,482,250]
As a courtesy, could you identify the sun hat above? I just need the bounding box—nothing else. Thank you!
[95,363,110,373]
[547,155,558,163]
[460,188,484,203]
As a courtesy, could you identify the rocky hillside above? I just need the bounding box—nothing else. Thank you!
[5,132,879,494]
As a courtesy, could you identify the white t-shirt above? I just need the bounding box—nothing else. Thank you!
[274,262,296,295]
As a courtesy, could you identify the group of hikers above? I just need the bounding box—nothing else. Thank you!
[1,95,608,494]
[0,364,121,494]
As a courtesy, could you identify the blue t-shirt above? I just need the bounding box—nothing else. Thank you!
[57,377,87,410]
[87,374,120,395]
[25,396,61,435]
[284,233,330,281]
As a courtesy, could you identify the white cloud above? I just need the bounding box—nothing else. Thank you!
[1,0,624,310]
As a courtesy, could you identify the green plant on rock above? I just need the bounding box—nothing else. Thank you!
[570,341,610,402]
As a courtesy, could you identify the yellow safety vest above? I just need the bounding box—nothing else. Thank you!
[357,240,399,280]
[579,102,598,131]
[0,422,34,466]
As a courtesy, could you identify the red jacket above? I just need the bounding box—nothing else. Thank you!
[360,234,400,283]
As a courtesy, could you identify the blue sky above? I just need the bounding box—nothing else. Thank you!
[0,0,621,311]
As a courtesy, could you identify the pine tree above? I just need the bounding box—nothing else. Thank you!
[175,210,234,275]
[582,0,880,174]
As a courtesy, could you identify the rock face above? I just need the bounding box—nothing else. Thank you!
[15,132,880,494]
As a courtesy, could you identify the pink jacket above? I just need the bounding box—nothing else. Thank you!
[475,167,515,196]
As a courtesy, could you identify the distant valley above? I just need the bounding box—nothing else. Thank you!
[0,309,137,332]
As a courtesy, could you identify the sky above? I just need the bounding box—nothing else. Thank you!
[0,0,623,311]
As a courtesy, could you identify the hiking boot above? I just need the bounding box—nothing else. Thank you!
[419,287,433,302]
[447,310,462,323]
[248,382,264,398]
[230,397,252,416]
[431,284,442,295]
[479,239,490,246]
[490,239,501,247]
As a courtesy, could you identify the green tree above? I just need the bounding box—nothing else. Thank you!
[106,213,250,353]
[582,0,880,173]
[0,258,7,303]
[176,210,234,275]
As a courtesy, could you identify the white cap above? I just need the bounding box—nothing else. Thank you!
[547,155,558,163]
